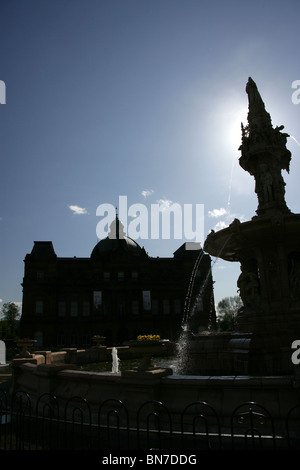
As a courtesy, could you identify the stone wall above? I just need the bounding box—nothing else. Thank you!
[10,361,300,432]
[13,341,175,367]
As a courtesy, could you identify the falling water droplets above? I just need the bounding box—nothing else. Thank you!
[175,234,233,375]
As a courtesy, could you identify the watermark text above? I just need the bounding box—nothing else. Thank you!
[96,196,204,246]
[291,80,300,105]
[0,80,6,104]
[291,340,300,365]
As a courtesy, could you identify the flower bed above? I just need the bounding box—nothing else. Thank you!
[137,335,160,342]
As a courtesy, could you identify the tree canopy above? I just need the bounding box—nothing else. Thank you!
[216,296,242,331]
[0,302,20,339]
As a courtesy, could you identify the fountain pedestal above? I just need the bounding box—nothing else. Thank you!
[127,340,167,371]
[199,78,300,376]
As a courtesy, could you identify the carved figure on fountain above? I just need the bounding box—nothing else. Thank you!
[237,260,261,311]
[239,77,291,217]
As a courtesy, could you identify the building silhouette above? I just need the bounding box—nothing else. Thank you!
[20,217,215,347]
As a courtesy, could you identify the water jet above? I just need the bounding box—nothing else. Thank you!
[111,347,120,373]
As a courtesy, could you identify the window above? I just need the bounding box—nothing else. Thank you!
[163,300,170,315]
[70,333,78,346]
[118,301,126,318]
[82,333,91,346]
[34,331,43,347]
[83,301,90,317]
[57,333,65,347]
[70,301,78,317]
[143,290,151,311]
[103,299,111,315]
[36,271,44,280]
[132,300,139,315]
[93,291,102,311]
[152,300,159,315]
[174,299,181,315]
[35,300,43,315]
[118,271,124,281]
[58,301,66,317]
[131,271,138,281]
[103,272,110,281]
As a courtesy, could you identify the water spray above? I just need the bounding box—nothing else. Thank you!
[290,135,300,147]
[227,155,237,216]
[112,347,120,373]
[175,234,233,374]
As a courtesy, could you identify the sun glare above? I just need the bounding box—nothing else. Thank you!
[227,104,248,153]
[209,91,248,161]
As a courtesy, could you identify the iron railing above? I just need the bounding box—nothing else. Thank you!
[0,389,299,450]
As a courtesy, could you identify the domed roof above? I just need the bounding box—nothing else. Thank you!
[91,216,145,258]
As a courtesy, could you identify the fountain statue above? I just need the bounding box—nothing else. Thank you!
[185,77,300,376]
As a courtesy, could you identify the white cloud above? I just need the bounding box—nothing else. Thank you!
[68,205,88,215]
[214,220,228,231]
[208,207,228,218]
[141,189,154,198]
[208,205,246,232]
[208,207,230,231]
[156,198,173,211]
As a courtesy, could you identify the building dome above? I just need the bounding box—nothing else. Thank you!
[91,216,146,258]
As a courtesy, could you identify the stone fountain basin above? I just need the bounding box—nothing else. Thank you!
[204,213,300,262]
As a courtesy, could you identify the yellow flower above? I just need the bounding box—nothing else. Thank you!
[137,334,160,341]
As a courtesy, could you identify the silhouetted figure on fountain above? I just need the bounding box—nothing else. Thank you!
[239,77,291,217]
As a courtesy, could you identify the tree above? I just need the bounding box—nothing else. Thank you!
[1,302,20,339]
[216,296,242,332]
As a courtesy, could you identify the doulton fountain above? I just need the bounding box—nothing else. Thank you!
[186,77,300,376]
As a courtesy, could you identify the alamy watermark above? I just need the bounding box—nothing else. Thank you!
[291,340,300,365]
[0,340,6,364]
[291,80,300,105]
[96,196,204,246]
[0,80,6,104]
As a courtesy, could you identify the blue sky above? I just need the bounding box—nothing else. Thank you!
[0,0,300,315]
